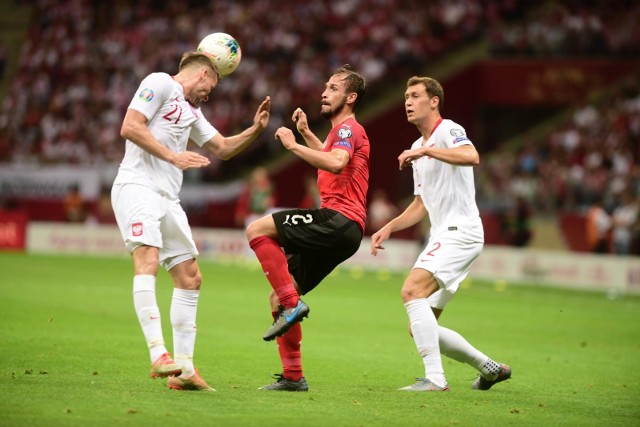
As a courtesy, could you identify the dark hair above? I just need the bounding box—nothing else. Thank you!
[333,64,366,112]
[407,76,444,111]
[179,52,218,76]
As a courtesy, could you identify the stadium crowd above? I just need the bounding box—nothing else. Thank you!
[0,0,527,178]
[1,0,636,173]
[0,0,638,253]
[477,72,640,254]
[488,0,640,57]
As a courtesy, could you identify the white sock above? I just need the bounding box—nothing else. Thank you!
[133,275,167,362]
[405,298,446,387]
[171,288,199,377]
[479,358,502,380]
[439,326,500,380]
[439,326,488,370]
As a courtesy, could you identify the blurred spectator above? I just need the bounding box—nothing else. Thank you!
[476,71,640,246]
[0,39,6,80]
[95,184,115,224]
[611,191,639,255]
[63,183,86,223]
[299,173,321,209]
[585,197,612,254]
[367,188,398,234]
[489,1,640,57]
[501,196,533,247]
[235,166,276,228]
[633,209,640,256]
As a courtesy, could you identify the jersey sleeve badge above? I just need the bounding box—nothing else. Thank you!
[338,127,352,139]
[333,126,354,149]
[450,128,469,144]
[138,88,155,102]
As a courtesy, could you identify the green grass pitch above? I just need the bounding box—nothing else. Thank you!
[0,252,639,426]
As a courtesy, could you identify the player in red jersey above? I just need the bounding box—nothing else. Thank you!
[246,65,369,391]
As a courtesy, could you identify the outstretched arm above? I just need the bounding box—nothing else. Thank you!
[371,196,427,255]
[203,96,271,160]
[120,109,210,170]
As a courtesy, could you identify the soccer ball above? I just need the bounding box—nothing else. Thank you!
[197,32,242,78]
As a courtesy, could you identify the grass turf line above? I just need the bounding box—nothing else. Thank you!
[0,252,639,426]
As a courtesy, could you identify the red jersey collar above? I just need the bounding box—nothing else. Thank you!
[429,117,443,136]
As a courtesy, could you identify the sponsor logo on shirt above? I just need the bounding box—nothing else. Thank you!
[334,140,353,149]
[132,222,143,236]
[138,88,154,102]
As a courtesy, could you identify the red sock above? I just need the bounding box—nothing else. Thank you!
[249,236,299,308]
[274,311,303,381]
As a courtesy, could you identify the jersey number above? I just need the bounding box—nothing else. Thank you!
[163,105,183,124]
[425,242,441,257]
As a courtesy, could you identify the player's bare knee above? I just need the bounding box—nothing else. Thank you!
[170,260,202,290]
[245,221,259,241]
[400,285,420,303]
[246,216,277,242]
[400,276,424,301]
[133,247,160,276]
[183,262,203,289]
[178,272,201,290]
[140,260,159,276]
[191,270,202,290]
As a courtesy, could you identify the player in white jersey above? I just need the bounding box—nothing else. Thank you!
[371,76,511,392]
[111,51,271,391]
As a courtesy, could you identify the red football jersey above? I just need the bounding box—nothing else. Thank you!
[317,117,370,232]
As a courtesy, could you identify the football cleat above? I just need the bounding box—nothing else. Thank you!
[258,374,308,392]
[167,370,215,391]
[471,364,511,390]
[262,299,310,341]
[399,378,449,392]
[149,352,182,378]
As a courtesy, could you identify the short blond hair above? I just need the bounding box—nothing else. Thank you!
[179,52,218,76]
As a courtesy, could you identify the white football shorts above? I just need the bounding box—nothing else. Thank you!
[414,218,484,309]
[111,183,198,270]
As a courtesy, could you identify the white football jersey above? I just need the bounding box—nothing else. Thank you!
[411,118,480,234]
[113,72,218,199]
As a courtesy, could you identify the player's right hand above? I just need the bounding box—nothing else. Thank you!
[170,151,211,170]
[370,229,390,256]
[254,96,271,130]
[398,149,421,170]
[275,127,297,151]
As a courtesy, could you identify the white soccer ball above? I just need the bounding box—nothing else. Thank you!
[197,32,242,78]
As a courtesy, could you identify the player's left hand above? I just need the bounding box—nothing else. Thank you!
[171,151,211,170]
[292,108,309,134]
